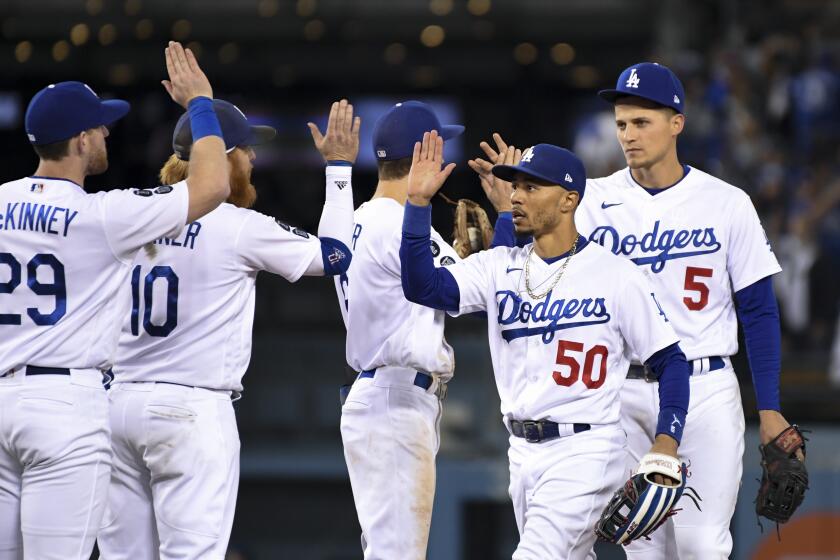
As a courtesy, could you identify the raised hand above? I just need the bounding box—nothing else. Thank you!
[308,99,361,164]
[467,132,521,213]
[161,41,213,108]
[407,130,456,207]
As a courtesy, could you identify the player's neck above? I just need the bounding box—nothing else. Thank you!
[533,223,579,259]
[371,178,408,205]
[33,160,86,189]
[629,153,683,189]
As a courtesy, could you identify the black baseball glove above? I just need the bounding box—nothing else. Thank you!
[756,424,809,523]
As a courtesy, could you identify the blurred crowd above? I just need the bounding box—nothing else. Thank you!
[577,25,840,385]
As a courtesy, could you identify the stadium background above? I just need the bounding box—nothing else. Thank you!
[1,0,839,558]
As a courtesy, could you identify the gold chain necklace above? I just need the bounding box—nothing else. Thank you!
[524,234,580,299]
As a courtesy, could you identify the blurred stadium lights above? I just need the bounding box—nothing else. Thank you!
[467,0,492,16]
[51,39,69,62]
[124,0,142,17]
[98,23,117,46]
[420,24,445,47]
[14,40,32,63]
[384,42,407,65]
[218,42,239,64]
[513,42,538,65]
[303,19,325,41]
[430,0,454,17]
[297,0,317,18]
[70,23,90,46]
[85,0,102,16]
[258,0,279,18]
[135,19,153,40]
[171,19,191,40]
[551,42,575,65]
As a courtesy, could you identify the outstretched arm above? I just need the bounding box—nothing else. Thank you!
[303,99,361,276]
[400,130,461,311]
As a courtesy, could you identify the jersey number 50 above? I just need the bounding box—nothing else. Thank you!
[553,339,608,389]
[130,265,179,337]
[0,252,66,326]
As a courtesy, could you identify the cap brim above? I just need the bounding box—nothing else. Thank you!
[492,164,560,186]
[441,124,465,140]
[597,89,624,103]
[243,125,277,146]
[100,99,131,126]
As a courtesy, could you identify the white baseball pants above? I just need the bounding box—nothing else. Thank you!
[621,365,745,560]
[508,424,625,560]
[97,382,240,560]
[340,366,443,560]
[0,369,111,560]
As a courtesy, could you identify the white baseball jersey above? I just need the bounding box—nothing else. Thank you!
[0,176,188,373]
[446,241,679,424]
[338,197,459,378]
[113,203,321,392]
[576,166,781,361]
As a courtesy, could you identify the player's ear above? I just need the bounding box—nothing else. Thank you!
[561,190,579,213]
[671,113,685,136]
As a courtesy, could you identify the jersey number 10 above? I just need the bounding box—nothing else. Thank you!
[130,265,179,337]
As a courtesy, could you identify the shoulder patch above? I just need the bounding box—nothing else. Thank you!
[155,185,174,194]
[274,219,310,239]
[440,255,456,266]
[430,240,440,257]
[132,188,153,197]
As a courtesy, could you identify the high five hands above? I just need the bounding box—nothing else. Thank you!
[407,130,457,207]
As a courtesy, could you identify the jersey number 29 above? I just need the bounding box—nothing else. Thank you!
[130,265,179,337]
[0,252,66,326]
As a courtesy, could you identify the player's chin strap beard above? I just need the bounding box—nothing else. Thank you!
[524,233,579,299]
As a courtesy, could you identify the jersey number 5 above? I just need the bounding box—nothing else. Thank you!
[553,340,608,389]
[683,266,713,311]
[0,252,66,326]
[130,265,179,337]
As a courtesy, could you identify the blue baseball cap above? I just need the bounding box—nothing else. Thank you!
[492,144,586,198]
[25,81,130,145]
[372,100,464,161]
[598,62,685,114]
[172,99,277,160]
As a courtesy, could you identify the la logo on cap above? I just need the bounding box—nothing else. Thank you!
[626,68,640,88]
[521,147,535,163]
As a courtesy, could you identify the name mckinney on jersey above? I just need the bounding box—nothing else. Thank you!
[588,220,721,273]
[0,202,79,237]
[496,289,611,343]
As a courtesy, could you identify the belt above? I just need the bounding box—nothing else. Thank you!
[340,368,445,406]
[510,419,591,443]
[26,366,70,376]
[627,356,726,382]
[359,369,434,390]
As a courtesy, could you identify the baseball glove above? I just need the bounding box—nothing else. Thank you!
[438,194,494,258]
[756,425,809,523]
[596,453,688,546]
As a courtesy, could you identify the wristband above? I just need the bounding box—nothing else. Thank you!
[187,96,223,142]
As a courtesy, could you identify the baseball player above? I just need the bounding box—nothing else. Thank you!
[400,132,691,559]
[0,42,229,559]
[96,98,357,560]
[573,62,800,559]
[336,100,473,560]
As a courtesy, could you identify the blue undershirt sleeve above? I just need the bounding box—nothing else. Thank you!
[400,202,461,313]
[491,211,532,248]
[319,237,352,276]
[645,342,690,444]
[734,275,781,411]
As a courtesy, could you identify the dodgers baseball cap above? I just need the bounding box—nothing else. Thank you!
[372,100,464,161]
[172,99,277,160]
[492,144,586,199]
[25,81,130,145]
[598,62,685,114]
